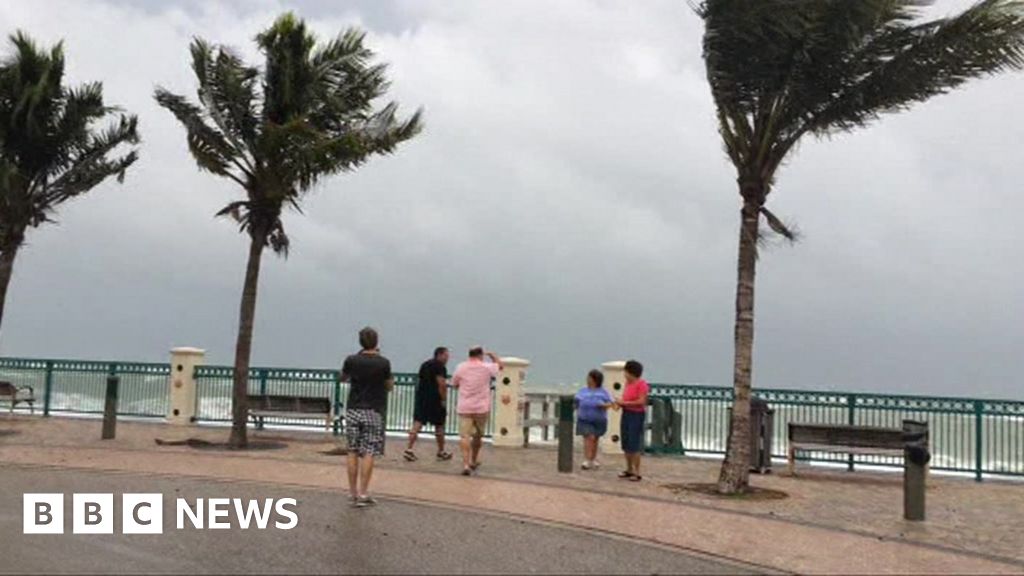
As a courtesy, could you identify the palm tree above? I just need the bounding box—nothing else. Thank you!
[0,32,139,339]
[155,13,422,448]
[696,0,1024,494]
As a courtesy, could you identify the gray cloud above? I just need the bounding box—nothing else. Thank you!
[0,0,1020,399]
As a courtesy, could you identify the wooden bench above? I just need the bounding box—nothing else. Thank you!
[246,394,337,431]
[788,423,907,475]
[0,381,35,414]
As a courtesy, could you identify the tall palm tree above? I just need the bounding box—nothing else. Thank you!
[0,32,139,339]
[696,0,1024,494]
[156,13,422,448]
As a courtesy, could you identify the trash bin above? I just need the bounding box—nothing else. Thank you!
[725,396,774,473]
[749,396,774,474]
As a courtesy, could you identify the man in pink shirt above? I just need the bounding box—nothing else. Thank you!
[452,346,503,476]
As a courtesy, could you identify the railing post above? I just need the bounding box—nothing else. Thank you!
[332,371,342,436]
[601,361,627,455]
[557,394,574,473]
[42,360,54,416]
[974,400,984,482]
[847,393,856,472]
[101,373,119,440]
[256,368,268,430]
[493,357,530,448]
[167,347,205,425]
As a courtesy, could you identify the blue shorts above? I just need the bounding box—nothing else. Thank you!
[576,419,607,437]
[620,410,646,454]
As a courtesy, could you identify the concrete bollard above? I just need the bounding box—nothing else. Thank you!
[601,361,626,455]
[101,375,119,440]
[168,347,205,425]
[558,394,574,473]
[493,357,530,447]
[903,420,930,521]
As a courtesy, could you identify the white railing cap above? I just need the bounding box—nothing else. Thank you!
[500,356,531,367]
[601,360,626,370]
[170,347,206,356]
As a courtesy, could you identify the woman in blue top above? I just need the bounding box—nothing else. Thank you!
[575,369,614,470]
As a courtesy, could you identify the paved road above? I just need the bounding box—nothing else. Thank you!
[0,465,754,574]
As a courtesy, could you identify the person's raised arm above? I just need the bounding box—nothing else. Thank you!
[486,351,504,371]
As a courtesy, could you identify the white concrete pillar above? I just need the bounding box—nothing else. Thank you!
[492,357,530,447]
[167,347,205,425]
[602,360,626,455]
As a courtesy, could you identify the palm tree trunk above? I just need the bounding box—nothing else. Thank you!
[0,245,19,341]
[717,198,760,494]
[228,235,265,449]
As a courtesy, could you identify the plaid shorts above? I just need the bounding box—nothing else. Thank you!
[345,408,385,456]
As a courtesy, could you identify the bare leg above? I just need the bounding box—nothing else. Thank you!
[346,453,359,499]
[635,454,642,477]
[623,452,632,474]
[471,434,483,466]
[460,435,472,469]
[407,421,422,451]
[435,428,446,453]
[359,454,375,496]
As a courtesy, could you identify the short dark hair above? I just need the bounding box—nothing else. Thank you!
[359,327,379,350]
[434,346,448,359]
[624,359,644,378]
[587,369,604,387]
[468,346,484,358]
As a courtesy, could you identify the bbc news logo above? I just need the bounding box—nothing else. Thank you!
[24,494,298,534]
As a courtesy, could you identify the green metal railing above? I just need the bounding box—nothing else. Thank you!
[3,355,1021,479]
[649,383,1024,479]
[192,364,495,438]
[0,357,169,418]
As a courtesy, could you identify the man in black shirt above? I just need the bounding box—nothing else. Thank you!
[341,326,393,508]
[404,347,452,462]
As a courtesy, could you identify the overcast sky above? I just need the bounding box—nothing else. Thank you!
[0,0,1020,398]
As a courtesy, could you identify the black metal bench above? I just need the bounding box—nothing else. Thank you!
[246,394,337,431]
[0,381,35,414]
[788,422,908,475]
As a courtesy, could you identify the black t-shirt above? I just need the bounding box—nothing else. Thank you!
[342,352,392,414]
[417,359,448,402]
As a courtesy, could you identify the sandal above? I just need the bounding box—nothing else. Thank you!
[461,467,472,476]
[403,449,418,462]
[470,462,481,471]
[436,451,453,461]
[618,471,635,479]
[628,475,643,482]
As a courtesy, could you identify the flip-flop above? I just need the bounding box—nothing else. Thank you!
[618,471,635,479]
[403,449,417,462]
[470,462,481,471]
[436,451,453,461]
[628,475,643,482]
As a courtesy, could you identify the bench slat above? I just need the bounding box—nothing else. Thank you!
[789,423,904,450]
[790,442,904,457]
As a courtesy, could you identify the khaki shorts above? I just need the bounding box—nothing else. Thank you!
[458,413,489,439]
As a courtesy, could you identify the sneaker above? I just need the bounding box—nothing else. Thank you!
[461,467,472,476]
[355,495,377,508]
[436,451,453,461]
[591,460,601,469]
[403,449,418,462]
[581,461,592,470]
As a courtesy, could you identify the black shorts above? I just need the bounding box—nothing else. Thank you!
[413,394,447,427]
